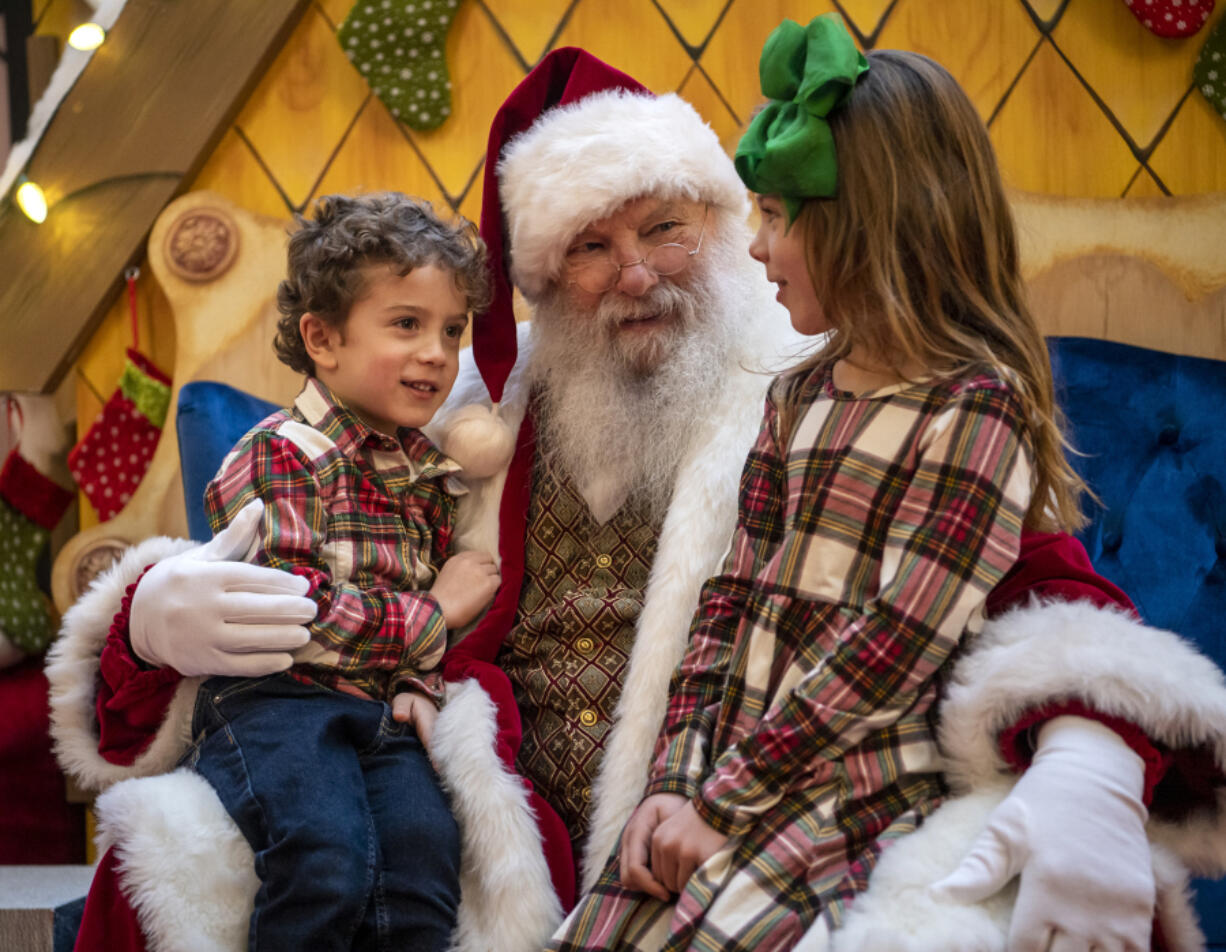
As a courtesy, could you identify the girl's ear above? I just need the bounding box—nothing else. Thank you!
[300,313,340,371]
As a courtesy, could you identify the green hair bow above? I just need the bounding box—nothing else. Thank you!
[734,14,869,222]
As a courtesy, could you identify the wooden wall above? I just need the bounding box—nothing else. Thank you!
[34,0,1226,528]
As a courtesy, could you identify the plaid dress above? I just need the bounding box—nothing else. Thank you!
[548,363,1031,952]
[204,377,463,703]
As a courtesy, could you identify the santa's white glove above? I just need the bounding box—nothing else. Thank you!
[930,715,1154,952]
[130,499,315,676]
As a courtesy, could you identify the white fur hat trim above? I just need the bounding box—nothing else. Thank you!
[497,89,749,298]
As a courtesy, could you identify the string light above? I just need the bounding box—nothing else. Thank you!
[67,23,107,51]
[15,178,48,224]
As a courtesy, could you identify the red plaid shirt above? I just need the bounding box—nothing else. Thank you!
[204,377,464,703]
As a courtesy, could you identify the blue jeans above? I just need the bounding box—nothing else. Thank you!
[184,674,461,952]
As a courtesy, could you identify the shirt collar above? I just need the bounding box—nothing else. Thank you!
[294,377,463,480]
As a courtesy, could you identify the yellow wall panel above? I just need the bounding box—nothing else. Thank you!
[312,97,450,208]
[837,0,896,38]
[555,0,694,93]
[678,64,745,155]
[879,0,1038,120]
[1149,93,1226,193]
[656,0,733,50]
[482,0,572,64]
[1125,168,1169,198]
[456,166,484,227]
[701,0,838,122]
[236,6,372,209]
[1052,1,1221,150]
[992,41,1140,196]
[32,0,74,38]
[409,1,525,201]
[190,128,296,221]
[318,0,356,30]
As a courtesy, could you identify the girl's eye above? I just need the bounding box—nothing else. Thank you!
[396,317,419,331]
[445,323,466,339]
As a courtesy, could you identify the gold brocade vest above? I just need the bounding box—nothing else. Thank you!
[498,453,660,861]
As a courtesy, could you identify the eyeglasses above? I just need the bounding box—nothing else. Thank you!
[566,205,709,295]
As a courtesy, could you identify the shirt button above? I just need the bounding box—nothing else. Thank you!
[595,554,612,569]
[579,708,598,727]
[582,786,592,802]
[576,637,594,654]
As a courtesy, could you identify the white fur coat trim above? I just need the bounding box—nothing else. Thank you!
[46,535,204,792]
[497,90,750,299]
[939,598,1226,875]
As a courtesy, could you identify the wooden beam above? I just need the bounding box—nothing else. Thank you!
[0,0,312,393]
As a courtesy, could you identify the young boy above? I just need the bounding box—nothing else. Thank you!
[189,192,498,952]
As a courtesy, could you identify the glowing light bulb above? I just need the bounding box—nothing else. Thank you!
[68,23,106,51]
[16,180,48,224]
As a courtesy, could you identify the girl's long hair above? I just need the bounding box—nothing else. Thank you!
[776,49,1088,532]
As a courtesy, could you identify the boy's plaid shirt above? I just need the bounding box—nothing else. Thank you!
[204,377,465,703]
[646,365,1031,836]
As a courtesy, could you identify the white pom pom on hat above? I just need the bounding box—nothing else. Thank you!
[440,403,517,479]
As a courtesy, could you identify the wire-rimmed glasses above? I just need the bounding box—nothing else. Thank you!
[566,205,709,294]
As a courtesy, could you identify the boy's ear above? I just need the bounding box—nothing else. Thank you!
[300,313,339,371]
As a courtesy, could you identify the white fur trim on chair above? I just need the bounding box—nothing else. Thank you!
[46,535,203,792]
[97,770,257,952]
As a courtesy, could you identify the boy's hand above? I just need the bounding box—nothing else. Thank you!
[619,793,688,900]
[392,690,439,752]
[430,550,500,629]
[649,800,729,895]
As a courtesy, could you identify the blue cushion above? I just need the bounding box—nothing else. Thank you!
[175,381,278,542]
[1050,336,1226,945]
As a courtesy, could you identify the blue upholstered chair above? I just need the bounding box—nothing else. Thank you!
[1048,336,1226,946]
[176,336,1226,945]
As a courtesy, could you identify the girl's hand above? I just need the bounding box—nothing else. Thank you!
[650,800,730,895]
[392,690,439,753]
[430,550,500,629]
[619,793,688,900]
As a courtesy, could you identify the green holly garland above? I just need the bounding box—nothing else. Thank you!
[339,0,463,131]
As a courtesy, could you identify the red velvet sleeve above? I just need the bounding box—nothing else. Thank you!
[95,572,184,767]
[985,531,1167,804]
[985,530,1135,616]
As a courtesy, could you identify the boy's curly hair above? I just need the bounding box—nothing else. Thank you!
[274,192,490,375]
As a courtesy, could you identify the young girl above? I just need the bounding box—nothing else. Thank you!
[547,13,1089,951]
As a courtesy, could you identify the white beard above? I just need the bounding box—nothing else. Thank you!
[526,227,749,524]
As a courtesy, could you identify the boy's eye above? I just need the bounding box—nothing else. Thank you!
[444,323,466,339]
[396,317,419,330]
